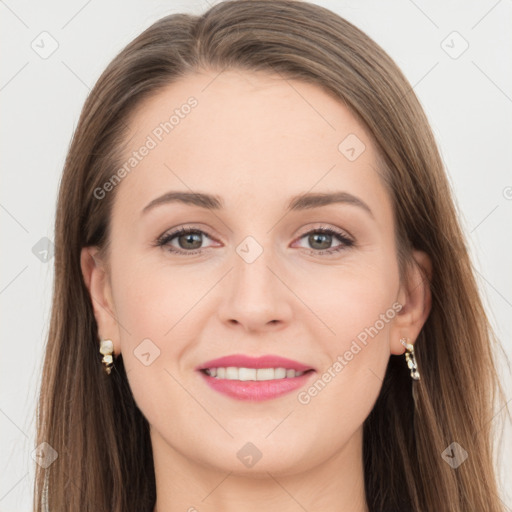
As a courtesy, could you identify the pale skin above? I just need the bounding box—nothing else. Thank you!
[81,69,432,512]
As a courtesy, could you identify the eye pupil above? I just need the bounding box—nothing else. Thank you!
[179,232,202,250]
[309,233,331,250]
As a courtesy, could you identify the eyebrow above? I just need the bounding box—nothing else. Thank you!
[141,190,373,218]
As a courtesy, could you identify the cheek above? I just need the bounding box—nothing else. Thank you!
[297,255,399,413]
[304,255,399,350]
[109,261,198,430]
[110,250,205,341]
[331,273,397,357]
[107,253,195,391]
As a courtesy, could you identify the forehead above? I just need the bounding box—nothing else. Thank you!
[112,69,389,221]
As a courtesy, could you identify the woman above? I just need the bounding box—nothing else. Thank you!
[34,1,508,510]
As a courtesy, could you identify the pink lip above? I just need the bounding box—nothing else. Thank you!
[196,354,314,372]
[196,354,316,401]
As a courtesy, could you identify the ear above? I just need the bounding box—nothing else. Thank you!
[390,250,432,355]
[80,246,121,355]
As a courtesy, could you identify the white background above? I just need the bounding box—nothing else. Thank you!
[1,0,511,510]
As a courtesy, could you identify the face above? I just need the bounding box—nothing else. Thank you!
[84,69,424,476]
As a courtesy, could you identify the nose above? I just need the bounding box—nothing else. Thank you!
[216,243,294,333]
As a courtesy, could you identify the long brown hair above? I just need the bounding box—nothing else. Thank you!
[34,1,508,510]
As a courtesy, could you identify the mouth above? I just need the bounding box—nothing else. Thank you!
[200,367,314,380]
[196,353,315,373]
[196,354,316,401]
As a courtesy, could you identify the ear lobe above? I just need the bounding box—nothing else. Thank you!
[80,246,120,354]
[390,250,432,355]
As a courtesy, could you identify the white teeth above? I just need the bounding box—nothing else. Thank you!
[256,368,275,381]
[204,367,307,380]
[238,367,256,381]
[225,367,238,379]
[274,367,286,379]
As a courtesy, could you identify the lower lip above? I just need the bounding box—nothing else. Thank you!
[198,370,315,401]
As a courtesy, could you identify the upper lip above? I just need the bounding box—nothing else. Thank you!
[196,354,315,372]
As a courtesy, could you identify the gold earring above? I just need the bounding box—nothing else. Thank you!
[400,337,420,381]
[99,339,114,375]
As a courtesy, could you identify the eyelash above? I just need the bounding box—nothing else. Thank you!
[154,225,354,257]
